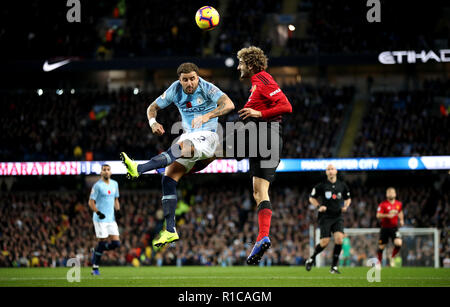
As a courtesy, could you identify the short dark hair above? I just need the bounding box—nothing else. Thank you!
[101,164,111,169]
[177,62,199,76]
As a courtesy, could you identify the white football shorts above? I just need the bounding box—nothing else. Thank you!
[173,130,219,173]
[93,221,120,239]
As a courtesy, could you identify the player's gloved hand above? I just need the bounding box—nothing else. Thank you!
[96,211,106,219]
[115,209,122,219]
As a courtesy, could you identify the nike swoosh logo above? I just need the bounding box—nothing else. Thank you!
[43,59,72,72]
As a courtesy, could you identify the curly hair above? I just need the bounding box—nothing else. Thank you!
[237,46,268,73]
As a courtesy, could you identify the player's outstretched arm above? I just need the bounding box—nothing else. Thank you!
[192,94,235,128]
[209,94,235,119]
[147,101,165,135]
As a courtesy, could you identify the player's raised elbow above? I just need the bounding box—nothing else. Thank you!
[285,100,293,113]
[226,97,235,111]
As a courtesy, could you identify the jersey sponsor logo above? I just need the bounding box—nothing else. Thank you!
[182,106,207,113]
[269,88,281,97]
[325,191,332,199]
[108,190,111,194]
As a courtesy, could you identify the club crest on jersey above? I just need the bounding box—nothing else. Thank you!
[325,191,332,199]
[197,97,203,105]
[337,192,342,199]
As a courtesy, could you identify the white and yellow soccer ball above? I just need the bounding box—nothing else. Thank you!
[195,6,220,31]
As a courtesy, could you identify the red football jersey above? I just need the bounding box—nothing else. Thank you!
[244,71,292,122]
[377,200,402,228]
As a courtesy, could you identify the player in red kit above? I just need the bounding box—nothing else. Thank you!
[376,187,404,267]
[186,46,292,264]
[236,46,292,265]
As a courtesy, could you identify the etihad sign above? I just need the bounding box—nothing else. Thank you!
[378,49,450,64]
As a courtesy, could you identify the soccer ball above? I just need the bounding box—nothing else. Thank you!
[195,6,220,31]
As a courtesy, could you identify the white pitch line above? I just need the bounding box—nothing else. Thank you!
[0,276,449,281]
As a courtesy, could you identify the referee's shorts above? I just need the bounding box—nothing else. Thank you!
[319,215,344,239]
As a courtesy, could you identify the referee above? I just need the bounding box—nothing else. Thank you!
[305,164,351,274]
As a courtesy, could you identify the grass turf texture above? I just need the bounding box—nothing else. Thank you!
[0,267,449,287]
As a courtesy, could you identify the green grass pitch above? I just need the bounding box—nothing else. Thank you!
[0,266,449,287]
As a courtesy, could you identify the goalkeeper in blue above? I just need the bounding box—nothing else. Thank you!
[88,164,122,275]
[120,63,235,248]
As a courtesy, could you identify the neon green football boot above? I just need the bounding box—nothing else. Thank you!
[153,230,179,248]
[120,152,139,179]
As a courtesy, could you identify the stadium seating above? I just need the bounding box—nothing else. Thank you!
[352,80,450,157]
[0,83,355,161]
[2,0,447,59]
[0,176,447,267]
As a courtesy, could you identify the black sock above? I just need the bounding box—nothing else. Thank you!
[332,244,342,267]
[312,243,325,259]
[161,176,178,233]
[137,144,181,174]
[92,241,107,267]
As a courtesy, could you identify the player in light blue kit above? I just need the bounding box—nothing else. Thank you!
[88,164,121,275]
[120,63,234,248]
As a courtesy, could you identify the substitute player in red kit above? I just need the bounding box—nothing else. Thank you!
[236,46,292,264]
[376,187,404,266]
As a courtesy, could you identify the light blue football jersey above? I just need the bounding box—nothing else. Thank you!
[90,179,119,223]
[155,77,225,133]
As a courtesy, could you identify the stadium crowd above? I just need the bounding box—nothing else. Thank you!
[1,0,448,60]
[0,174,448,268]
[3,77,448,162]
[0,83,355,162]
[286,0,448,56]
[352,79,450,157]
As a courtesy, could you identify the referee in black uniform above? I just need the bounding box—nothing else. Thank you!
[305,164,351,274]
